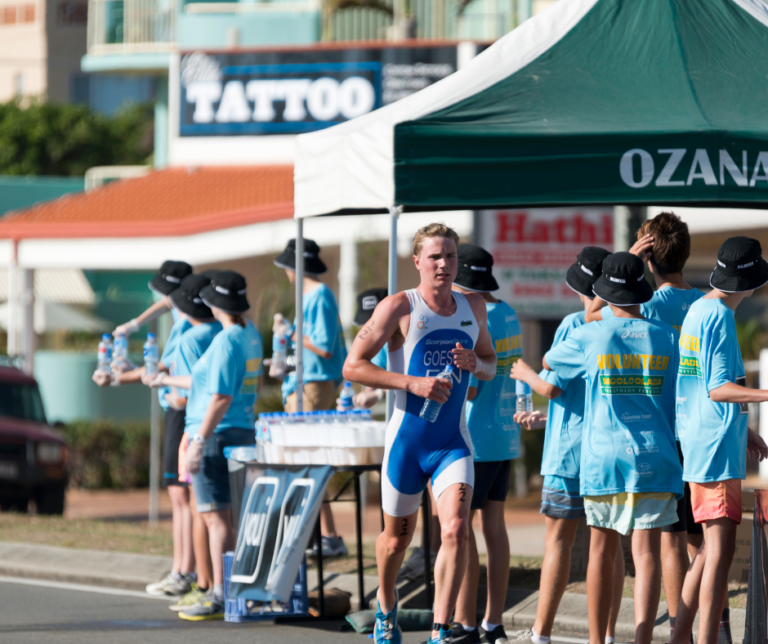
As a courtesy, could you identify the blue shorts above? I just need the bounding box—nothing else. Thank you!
[191,428,255,513]
[540,475,585,520]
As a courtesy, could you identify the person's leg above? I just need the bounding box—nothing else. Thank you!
[377,509,419,611]
[696,518,737,644]
[670,539,705,644]
[432,482,473,640]
[532,516,580,638]
[200,509,235,588]
[586,527,620,644]
[662,532,689,623]
[190,487,212,589]
[479,500,509,627]
[454,510,479,629]
[606,541,625,640]
[168,485,195,573]
[687,533,703,562]
[632,528,663,644]
[429,482,442,552]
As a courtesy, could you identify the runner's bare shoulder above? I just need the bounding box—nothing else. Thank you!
[462,291,488,324]
[371,292,411,339]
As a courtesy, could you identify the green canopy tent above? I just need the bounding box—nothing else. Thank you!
[289,0,768,410]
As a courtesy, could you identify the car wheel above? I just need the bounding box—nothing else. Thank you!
[34,485,65,515]
[0,497,29,513]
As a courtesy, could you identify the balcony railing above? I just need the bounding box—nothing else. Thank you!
[87,0,175,53]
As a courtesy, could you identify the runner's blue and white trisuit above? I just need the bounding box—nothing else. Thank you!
[382,289,479,517]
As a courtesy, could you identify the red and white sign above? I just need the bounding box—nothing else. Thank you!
[478,208,614,318]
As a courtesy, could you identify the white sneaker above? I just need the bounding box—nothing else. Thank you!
[397,547,436,581]
[145,572,193,597]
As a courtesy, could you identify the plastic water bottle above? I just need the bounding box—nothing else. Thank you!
[272,332,286,371]
[420,363,454,423]
[143,333,159,375]
[97,334,112,373]
[516,380,533,412]
[339,381,355,412]
[112,333,128,364]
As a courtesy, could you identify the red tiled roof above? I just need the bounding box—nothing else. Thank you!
[0,166,295,239]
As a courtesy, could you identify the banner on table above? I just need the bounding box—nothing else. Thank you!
[229,464,332,602]
[477,208,614,319]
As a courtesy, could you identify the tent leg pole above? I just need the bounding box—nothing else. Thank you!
[296,218,304,413]
[21,268,34,375]
[385,206,400,423]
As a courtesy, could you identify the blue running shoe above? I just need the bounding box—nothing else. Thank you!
[374,589,402,644]
[427,624,453,644]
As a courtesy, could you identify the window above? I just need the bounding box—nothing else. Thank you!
[0,382,47,424]
[1,6,17,24]
[20,3,34,22]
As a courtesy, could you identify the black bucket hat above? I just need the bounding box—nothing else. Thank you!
[274,238,327,275]
[565,247,612,298]
[169,274,214,321]
[455,244,499,292]
[592,252,653,306]
[149,260,193,296]
[200,270,250,314]
[354,288,388,326]
[710,236,768,293]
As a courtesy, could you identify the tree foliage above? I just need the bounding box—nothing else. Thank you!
[0,99,154,176]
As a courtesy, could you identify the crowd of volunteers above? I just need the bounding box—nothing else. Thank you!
[94,212,768,644]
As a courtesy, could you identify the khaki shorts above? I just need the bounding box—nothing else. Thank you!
[284,380,337,412]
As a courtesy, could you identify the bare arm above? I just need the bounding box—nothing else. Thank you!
[302,336,332,360]
[709,382,768,404]
[343,294,453,404]
[114,299,171,336]
[467,386,478,401]
[148,373,193,390]
[585,296,607,323]
[197,394,233,441]
[510,358,562,399]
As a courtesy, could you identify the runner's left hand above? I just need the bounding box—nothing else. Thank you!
[186,440,203,474]
[748,429,768,462]
[452,342,477,373]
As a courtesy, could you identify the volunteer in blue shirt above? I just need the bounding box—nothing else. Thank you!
[271,238,349,558]
[92,260,196,599]
[451,244,521,644]
[671,237,768,644]
[544,252,682,644]
[149,272,223,610]
[510,246,625,644]
[157,271,262,620]
[586,212,705,642]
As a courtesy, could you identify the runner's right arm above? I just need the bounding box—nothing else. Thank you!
[342,293,452,404]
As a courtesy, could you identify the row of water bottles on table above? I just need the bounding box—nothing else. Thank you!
[97,333,159,381]
[255,409,386,466]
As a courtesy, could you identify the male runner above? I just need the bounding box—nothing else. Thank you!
[343,223,497,644]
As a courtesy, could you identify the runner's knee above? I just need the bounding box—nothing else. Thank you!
[441,516,468,548]
[381,533,411,557]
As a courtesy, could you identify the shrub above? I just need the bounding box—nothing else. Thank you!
[62,420,155,489]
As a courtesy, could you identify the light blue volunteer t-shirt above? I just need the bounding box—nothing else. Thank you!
[372,346,388,370]
[539,311,587,480]
[676,298,748,482]
[173,321,222,397]
[602,286,704,335]
[465,301,522,462]
[282,283,347,401]
[545,316,683,498]
[159,315,191,411]
[186,321,263,437]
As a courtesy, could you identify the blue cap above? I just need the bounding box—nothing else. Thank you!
[147,333,155,339]
[102,334,110,340]
[515,379,531,396]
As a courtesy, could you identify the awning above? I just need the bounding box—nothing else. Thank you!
[294,0,768,217]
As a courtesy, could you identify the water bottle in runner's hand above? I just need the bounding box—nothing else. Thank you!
[339,381,355,411]
[97,334,112,373]
[420,363,454,423]
[515,379,533,412]
[144,333,159,375]
[271,332,286,371]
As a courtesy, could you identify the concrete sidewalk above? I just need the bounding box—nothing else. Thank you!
[0,541,744,642]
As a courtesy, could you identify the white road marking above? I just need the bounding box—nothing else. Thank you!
[0,575,171,601]
[551,637,590,644]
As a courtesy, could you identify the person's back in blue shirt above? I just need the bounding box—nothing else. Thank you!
[159,316,191,411]
[676,298,748,482]
[282,283,347,400]
[602,286,703,335]
[174,321,222,396]
[465,300,522,462]
[539,310,587,479]
[545,315,682,498]
[187,321,263,436]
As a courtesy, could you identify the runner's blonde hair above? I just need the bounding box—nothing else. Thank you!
[412,223,460,256]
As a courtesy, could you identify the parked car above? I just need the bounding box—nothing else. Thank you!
[0,363,68,514]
